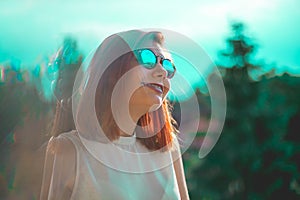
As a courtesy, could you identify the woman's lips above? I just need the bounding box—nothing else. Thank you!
[141,82,164,94]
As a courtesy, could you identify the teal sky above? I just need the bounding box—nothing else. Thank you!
[1,0,300,75]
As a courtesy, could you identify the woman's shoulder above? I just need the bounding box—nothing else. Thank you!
[170,132,181,152]
[59,130,80,142]
[46,130,78,155]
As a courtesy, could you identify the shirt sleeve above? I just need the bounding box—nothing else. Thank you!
[40,135,76,200]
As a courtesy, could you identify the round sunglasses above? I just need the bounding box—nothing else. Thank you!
[135,49,176,79]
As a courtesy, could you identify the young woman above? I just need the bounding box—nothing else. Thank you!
[40,30,189,200]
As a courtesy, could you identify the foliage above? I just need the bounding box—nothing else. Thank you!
[0,36,83,199]
[185,22,300,199]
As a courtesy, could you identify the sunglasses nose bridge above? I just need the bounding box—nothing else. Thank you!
[153,61,168,79]
[156,55,164,65]
[155,56,175,79]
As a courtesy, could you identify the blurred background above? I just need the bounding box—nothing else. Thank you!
[1,0,299,199]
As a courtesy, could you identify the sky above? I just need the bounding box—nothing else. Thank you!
[1,0,300,75]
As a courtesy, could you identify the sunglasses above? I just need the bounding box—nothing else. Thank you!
[135,49,176,79]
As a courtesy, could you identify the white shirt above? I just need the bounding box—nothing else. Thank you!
[42,131,180,200]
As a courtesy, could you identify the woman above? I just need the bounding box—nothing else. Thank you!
[40,29,189,200]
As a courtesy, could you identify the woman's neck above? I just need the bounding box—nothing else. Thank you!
[118,107,148,137]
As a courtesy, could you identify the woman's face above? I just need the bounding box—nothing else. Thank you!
[127,42,172,116]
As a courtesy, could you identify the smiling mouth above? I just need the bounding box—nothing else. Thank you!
[141,82,164,94]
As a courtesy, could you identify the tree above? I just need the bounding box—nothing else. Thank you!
[186,21,300,199]
[0,36,84,199]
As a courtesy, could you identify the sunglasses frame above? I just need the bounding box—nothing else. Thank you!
[134,48,176,79]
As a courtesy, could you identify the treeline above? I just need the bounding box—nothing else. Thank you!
[185,22,300,199]
[0,36,83,199]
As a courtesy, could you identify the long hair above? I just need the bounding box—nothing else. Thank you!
[50,50,82,137]
[95,32,177,151]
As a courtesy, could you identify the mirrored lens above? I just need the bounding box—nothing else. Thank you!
[140,49,156,68]
[162,59,175,78]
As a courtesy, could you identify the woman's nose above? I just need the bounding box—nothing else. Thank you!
[152,59,167,79]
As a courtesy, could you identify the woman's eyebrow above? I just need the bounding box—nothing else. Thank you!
[152,48,167,59]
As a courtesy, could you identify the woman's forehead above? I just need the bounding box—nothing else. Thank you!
[150,42,172,60]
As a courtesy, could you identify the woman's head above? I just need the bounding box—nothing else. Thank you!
[76,30,177,151]
[118,33,174,117]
